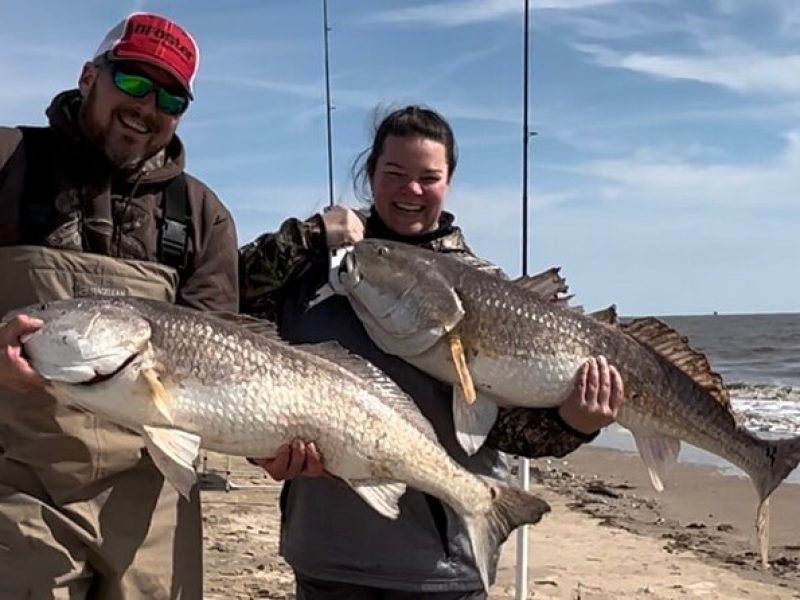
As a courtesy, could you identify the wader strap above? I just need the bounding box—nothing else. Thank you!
[158,174,193,271]
[18,126,57,245]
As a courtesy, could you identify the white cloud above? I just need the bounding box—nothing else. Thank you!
[545,10,684,40]
[776,0,800,36]
[544,129,800,210]
[365,0,629,27]
[201,74,520,126]
[575,43,800,96]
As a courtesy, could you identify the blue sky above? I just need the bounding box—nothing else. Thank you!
[2,0,798,316]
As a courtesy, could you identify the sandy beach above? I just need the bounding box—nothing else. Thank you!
[201,446,800,599]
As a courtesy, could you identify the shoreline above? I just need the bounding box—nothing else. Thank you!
[201,443,800,599]
[523,444,800,593]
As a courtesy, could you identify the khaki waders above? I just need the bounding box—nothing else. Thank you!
[0,246,202,600]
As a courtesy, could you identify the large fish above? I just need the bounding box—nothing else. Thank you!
[333,239,800,565]
[5,297,550,591]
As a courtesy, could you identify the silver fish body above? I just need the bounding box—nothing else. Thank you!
[335,239,800,565]
[9,296,549,591]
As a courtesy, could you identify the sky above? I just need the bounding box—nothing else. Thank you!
[1,0,798,316]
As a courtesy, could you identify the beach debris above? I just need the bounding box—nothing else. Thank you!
[8,296,550,593]
[333,239,800,566]
[585,481,620,498]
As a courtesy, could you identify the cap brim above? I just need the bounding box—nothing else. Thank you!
[110,51,194,99]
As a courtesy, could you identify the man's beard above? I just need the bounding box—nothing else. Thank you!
[78,84,161,172]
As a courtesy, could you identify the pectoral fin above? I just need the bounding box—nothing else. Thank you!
[631,429,681,492]
[448,334,476,404]
[453,389,499,456]
[142,425,202,500]
[141,368,174,424]
[347,480,407,519]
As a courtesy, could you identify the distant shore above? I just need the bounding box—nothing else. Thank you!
[201,444,800,599]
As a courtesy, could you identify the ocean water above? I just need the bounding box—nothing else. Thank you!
[661,312,800,435]
[592,312,800,480]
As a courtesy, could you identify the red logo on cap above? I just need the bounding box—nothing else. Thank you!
[112,14,198,93]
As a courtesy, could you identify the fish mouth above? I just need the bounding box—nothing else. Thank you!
[79,351,141,386]
[338,251,360,288]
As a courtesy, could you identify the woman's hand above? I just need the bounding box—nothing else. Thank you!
[558,356,624,435]
[321,206,365,248]
[249,439,325,481]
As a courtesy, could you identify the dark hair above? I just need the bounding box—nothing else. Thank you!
[352,105,458,202]
[92,54,110,69]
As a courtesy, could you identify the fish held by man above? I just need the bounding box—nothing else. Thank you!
[333,239,800,566]
[5,296,550,591]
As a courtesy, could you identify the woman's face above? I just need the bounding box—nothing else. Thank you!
[371,135,450,236]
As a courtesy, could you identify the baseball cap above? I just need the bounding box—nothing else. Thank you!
[93,12,199,98]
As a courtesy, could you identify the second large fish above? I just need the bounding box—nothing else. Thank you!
[334,239,800,565]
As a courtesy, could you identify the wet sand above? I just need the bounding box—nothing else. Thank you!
[202,446,800,599]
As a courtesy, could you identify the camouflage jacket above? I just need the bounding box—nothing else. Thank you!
[239,208,597,458]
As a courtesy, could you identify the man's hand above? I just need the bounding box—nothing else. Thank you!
[321,206,365,248]
[249,439,325,481]
[0,315,46,392]
[558,356,624,435]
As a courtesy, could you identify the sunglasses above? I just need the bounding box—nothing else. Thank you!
[111,67,190,116]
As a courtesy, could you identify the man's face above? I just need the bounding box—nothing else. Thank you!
[77,60,184,171]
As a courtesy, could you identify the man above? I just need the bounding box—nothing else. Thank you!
[0,12,238,599]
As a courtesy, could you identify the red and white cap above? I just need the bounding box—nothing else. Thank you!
[93,12,199,98]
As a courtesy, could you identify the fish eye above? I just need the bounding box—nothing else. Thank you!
[378,246,390,257]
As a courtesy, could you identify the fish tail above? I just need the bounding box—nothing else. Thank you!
[752,435,800,567]
[463,482,550,592]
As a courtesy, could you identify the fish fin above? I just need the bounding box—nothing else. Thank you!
[463,480,551,592]
[631,430,681,492]
[307,282,335,310]
[207,311,280,339]
[141,368,174,424]
[622,317,729,408]
[588,304,619,325]
[301,342,439,441]
[512,268,571,303]
[757,497,770,568]
[453,389,498,455]
[348,480,406,519]
[448,334,476,404]
[141,425,201,500]
[752,435,800,566]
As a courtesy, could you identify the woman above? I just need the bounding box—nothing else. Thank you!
[239,105,623,599]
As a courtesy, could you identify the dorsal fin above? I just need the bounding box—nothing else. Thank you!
[622,317,729,406]
[299,342,439,442]
[589,304,619,325]
[208,310,280,339]
[513,267,573,305]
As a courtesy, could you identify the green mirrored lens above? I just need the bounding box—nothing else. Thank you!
[113,71,153,97]
[156,89,189,116]
[112,68,189,116]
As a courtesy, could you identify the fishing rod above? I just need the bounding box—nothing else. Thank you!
[322,0,335,207]
[521,0,531,278]
[516,0,533,598]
